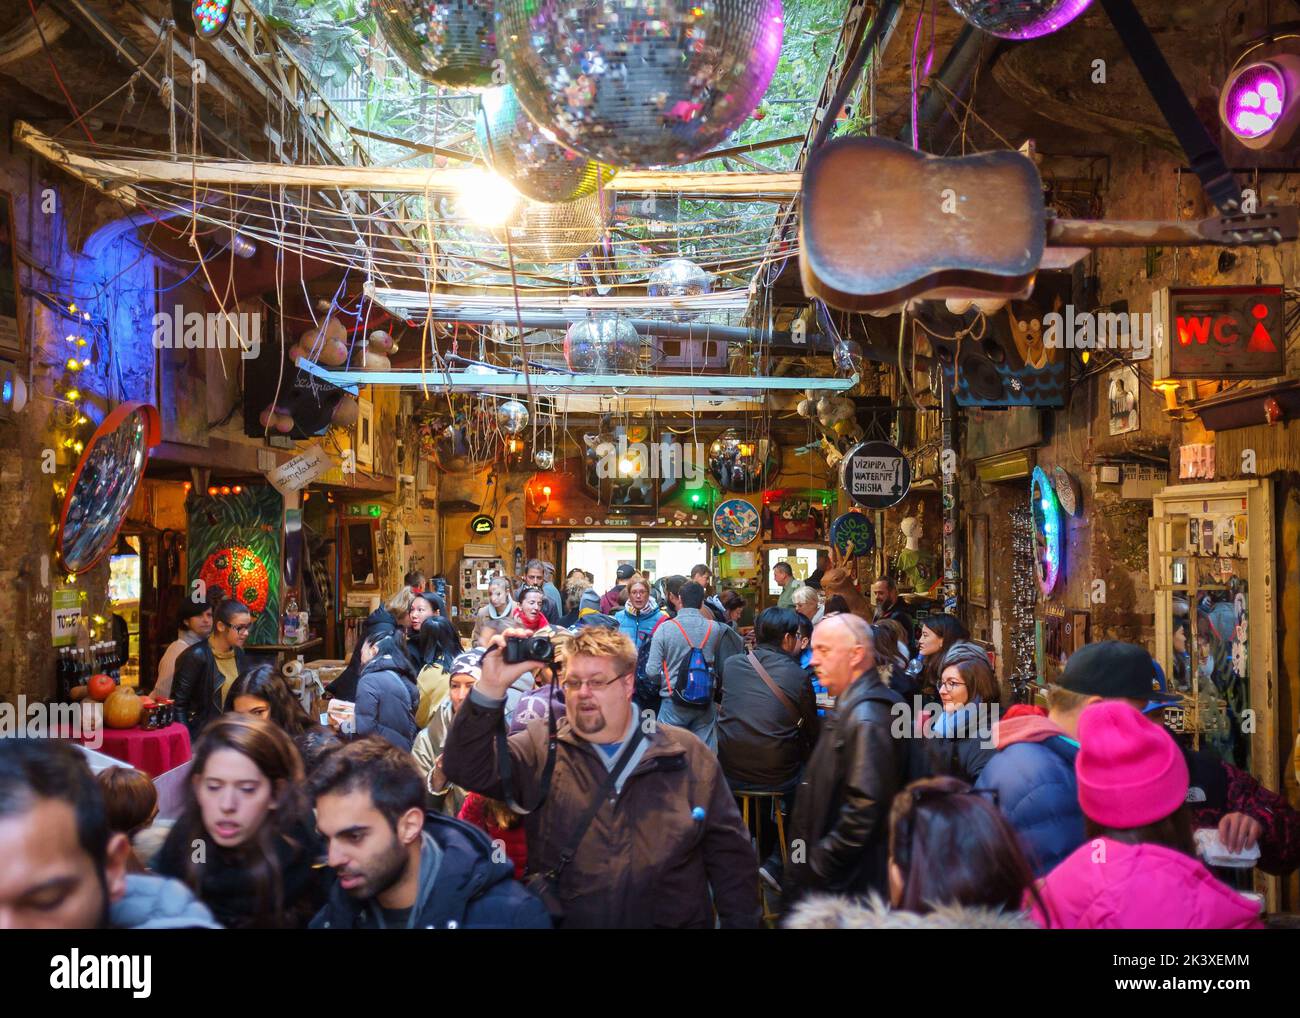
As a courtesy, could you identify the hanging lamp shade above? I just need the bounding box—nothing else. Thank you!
[496,0,785,168]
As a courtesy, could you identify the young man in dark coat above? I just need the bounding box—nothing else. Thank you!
[310,738,550,930]
[443,625,760,929]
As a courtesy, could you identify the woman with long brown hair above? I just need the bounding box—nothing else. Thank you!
[154,714,327,928]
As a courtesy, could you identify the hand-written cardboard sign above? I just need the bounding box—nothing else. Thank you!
[266,445,333,494]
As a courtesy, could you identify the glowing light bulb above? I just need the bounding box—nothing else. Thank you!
[542,485,552,497]
[66,389,80,401]
[66,358,81,371]
[455,170,521,228]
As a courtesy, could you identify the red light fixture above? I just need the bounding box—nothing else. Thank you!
[207,485,219,496]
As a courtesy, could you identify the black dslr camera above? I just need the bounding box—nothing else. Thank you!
[503,634,554,665]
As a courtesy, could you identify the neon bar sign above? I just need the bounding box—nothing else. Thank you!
[1167,285,1285,379]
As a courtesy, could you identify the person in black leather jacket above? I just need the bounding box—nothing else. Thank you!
[172,599,251,739]
[788,613,909,900]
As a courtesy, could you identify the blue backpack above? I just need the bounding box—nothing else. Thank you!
[666,620,716,708]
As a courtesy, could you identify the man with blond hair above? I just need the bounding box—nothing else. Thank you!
[788,613,909,900]
[442,625,759,929]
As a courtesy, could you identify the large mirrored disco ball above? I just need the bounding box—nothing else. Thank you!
[564,316,642,373]
[497,399,529,434]
[497,0,785,168]
[648,258,712,320]
[946,0,1093,40]
[491,190,606,264]
[478,86,611,203]
[374,0,498,88]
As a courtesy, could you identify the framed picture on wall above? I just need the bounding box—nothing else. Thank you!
[356,398,373,469]
[967,514,989,608]
[0,191,26,355]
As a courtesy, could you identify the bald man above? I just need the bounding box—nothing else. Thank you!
[787,613,912,900]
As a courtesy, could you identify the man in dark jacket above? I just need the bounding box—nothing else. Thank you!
[599,563,636,615]
[172,599,252,739]
[329,607,397,703]
[974,641,1180,876]
[443,625,760,929]
[310,738,550,929]
[719,607,821,791]
[788,613,907,900]
[870,577,915,654]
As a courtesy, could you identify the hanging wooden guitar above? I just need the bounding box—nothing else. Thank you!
[800,137,1299,313]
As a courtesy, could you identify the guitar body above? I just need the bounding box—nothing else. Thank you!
[800,137,1046,312]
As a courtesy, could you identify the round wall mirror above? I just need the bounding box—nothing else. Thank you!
[57,402,161,574]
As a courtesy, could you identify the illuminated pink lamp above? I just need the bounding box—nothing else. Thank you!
[1220,57,1300,150]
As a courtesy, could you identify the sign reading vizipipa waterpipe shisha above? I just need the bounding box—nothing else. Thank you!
[839,441,911,510]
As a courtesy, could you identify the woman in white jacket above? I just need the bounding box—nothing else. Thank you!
[476,576,516,621]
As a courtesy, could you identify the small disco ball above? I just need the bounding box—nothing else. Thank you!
[945,0,1093,40]
[564,316,641,373]
[373,0,497,88]
[648,258,712,320]
[707,429,778,493]
[833,339,863,373]
[492,191,606,264]
[478,86,611,204]
[497,399,529,434]
[533,448,555,470]
[497,0,785,168]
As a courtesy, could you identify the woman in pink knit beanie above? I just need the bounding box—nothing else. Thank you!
[1031,701,1263,930]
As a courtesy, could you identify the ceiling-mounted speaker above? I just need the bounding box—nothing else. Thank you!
[957,347,1006,402]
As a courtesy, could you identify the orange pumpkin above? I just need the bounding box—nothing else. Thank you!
[104,686,143,729]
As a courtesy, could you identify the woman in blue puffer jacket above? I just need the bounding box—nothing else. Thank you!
[354,631,420,751]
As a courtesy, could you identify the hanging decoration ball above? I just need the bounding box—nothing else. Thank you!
[945,0,1094,41]
[332,395,360,427]
[368,330,396,355]
[477,86,611,203]
[832,339,863,373]
[533,448,555,470]
[496,0,786,168]
[491,191,606,264]
[564,316,642,373]
[647,258,713,320]
[372,0,498,88]
[497,399,529,435]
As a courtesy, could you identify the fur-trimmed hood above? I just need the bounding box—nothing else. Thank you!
[784,893,1036,930]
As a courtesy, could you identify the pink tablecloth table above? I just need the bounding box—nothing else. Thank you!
[73,722,192,777]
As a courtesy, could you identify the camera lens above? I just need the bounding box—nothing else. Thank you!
[527,637,553,660]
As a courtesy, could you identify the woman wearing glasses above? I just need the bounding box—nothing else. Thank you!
[172,599,253,739]
[924,642,1000,784]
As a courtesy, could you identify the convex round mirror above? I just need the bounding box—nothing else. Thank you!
[57,402,161,573]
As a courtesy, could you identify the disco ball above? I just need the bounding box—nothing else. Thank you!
[945,0,1093,40]
[564,316,642,373]
[707,429,779,493]
[496,0,785,168]
[478,86,611,203]
[534,448,555,470]
[832,339,863,373]
[373,0,497,88]
[492,191,606,264]
[648,258,712,320]
[497,399,529,434]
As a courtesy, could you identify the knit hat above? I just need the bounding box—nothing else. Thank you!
[1075,701,1189,829]
[450,649,484,681]
[940,641,991,672]
[1058,641,1180,703]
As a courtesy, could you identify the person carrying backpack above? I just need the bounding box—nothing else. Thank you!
[645,581,724,752]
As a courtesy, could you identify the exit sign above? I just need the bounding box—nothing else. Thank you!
[347,503,383,518]
[1154,285,1286,380]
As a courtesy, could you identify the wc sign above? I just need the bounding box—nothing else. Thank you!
[1154,285,1285,379]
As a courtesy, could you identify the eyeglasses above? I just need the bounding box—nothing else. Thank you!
[561,674,626,695]
[225,623,252,634]
[938,678,966,690]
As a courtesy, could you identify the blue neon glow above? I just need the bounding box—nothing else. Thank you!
[1,378,11,404]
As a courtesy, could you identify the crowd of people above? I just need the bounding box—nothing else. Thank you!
[1,557,1295,931]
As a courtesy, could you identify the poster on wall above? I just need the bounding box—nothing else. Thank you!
[187,486,284,645]
[52,589,81,647]
[1107,364,1140,435]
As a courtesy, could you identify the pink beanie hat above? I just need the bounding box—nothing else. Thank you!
[1075,701,1189,829]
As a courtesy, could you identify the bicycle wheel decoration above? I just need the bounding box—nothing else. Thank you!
[830,512,876,558]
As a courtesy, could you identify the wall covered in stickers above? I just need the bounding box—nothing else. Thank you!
[187,486,284,645]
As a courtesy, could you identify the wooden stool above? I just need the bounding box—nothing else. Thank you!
[736,789,790,927]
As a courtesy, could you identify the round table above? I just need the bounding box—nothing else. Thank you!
[75,722,192,777]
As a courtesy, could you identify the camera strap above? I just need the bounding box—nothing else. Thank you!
[497,679,559,816]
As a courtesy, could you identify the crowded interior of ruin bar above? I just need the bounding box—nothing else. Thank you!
[1,0,1298,985]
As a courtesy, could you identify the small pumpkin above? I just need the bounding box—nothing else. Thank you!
[104,686,143,729]
[87,673,116,702]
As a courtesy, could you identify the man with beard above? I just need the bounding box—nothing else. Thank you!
[443,625,759,928]
[0,740,219,929]
[310,737,550,929]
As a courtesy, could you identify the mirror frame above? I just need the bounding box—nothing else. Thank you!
[56,401,162,574]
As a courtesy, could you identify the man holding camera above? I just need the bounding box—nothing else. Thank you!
[442,626,759,929]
